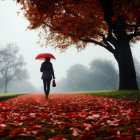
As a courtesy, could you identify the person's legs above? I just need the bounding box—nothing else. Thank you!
[46,79,51,97]
[43,79,47,96]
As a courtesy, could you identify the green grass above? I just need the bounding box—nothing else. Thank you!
[0,93,28,101]
[1,90,140,101]
[73,90,140,100]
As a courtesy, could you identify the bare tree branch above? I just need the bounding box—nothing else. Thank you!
[80,38,115,54]
[41,20,53,29]
[98,33,116,52]
[106,27,118,48]
[128,26,140,40]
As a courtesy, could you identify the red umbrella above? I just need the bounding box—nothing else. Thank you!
[35,53,56,60]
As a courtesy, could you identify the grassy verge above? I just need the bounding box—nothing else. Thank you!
[73,90,140,100]
[0,93,29,101]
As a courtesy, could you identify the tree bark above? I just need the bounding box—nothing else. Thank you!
[114,41,139,90]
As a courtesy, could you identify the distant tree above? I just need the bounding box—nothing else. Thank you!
[0,44,28,93]
[89,59,118,90]
[0,79,38,94]
[54,59,118,92]
[16,0,140,90]
[0,78,4,90]
[65,64,89,91]
[7,80,38,93]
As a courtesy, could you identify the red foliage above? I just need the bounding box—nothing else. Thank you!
[15,0,140,50]
[0,93,139,139]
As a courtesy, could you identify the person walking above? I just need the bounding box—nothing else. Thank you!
[40,58,55,99]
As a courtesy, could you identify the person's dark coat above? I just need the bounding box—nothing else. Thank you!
[40,61,55,80]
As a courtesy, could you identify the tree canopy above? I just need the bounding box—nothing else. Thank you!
[16,0,140,51]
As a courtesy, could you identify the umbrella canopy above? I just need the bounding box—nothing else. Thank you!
[35,53,56,60]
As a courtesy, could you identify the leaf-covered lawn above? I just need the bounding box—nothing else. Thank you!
[0,93,26,101]
[0,93,139,140]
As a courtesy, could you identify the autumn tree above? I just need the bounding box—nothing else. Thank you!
[16,0,140,90]
[0,44,28,93]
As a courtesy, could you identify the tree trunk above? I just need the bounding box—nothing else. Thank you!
[114,41,138,90]
[100,0,139,90]
[4,79,8,94]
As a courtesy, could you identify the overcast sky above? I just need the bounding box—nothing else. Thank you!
[0,0,140,89]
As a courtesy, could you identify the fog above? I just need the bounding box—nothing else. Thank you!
[0,0,140,94]
[0,56,140,94]
[0,44,39,94]
[50,59,119,92]
[0,79,38,93]
[49,58,140,93]
[134,58,140,86]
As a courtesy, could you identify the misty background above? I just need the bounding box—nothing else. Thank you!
[0,0,140,94]
[0,43,140,93]
[51,58,140,93]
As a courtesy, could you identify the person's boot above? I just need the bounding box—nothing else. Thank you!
[45,93,48,99]
[46,93,49,99]
[46,95,48,99]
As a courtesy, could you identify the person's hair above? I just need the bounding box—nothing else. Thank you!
[45,58,50,61]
